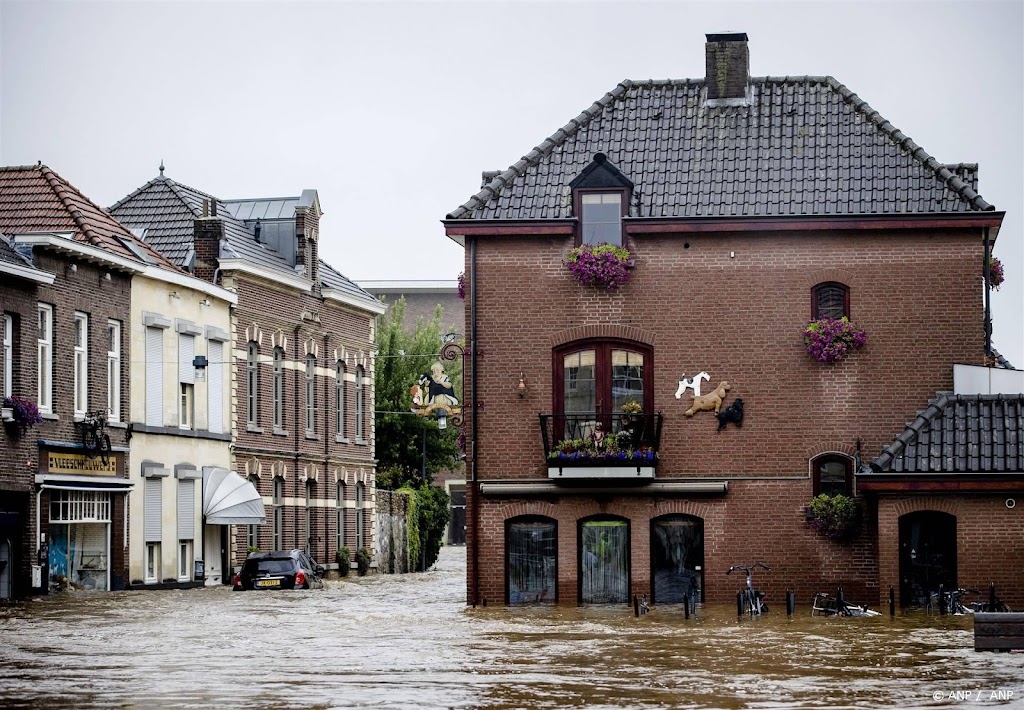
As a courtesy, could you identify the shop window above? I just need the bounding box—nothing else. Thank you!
[578,516,630,604]
[812,282,850,320]
[813,455,853,497]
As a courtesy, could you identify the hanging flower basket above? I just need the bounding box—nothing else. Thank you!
[457,271,466,300]
[989,256,1004,291]
[804,317,867,363]
[564,244,632,290]
[804,494,860,542]
[2,395,43,436]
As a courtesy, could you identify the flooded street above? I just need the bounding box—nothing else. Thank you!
[1,546,1022,710]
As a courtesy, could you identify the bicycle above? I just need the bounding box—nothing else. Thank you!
[79,410,112,465]
[727,562,769,615]
[812,590,881,617]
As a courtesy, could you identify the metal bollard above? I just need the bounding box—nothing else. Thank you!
[938,585,945,615]
[684,593,690,619]
[737,591,744,617]
[482,598,487,608]
[989,582,997,613]
[633,594,639,617]
[889,585,895,617]
[786,590,795,616]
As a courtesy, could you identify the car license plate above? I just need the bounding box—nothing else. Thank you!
[256,579,280,588]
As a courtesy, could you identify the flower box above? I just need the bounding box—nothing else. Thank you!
[564,244,632,290]
[804,317,867,363]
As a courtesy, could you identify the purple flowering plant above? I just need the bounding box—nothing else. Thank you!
[3,395,44,435]
[564,244,632,290]
[989,256,1004,290]
[457,271,466,300]
[804,317,867,363]
[547,434,657,464]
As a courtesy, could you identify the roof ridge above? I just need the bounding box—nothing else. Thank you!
[39,165,112,248]
[825,77,994,212]
[163,178,206,218]
[446,80,634,219]
[108,176,163,212]
[872,391,952,470]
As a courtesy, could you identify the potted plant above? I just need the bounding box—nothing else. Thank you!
[564,244,632,290]
[355,547,371,576]
[803,317,867,363]
[547,433,657,465]
[804,494,860,542]
[336,546,351,577]
[989,256,1004,291]
[2,395,43,436]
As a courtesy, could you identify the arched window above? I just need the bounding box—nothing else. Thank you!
[272,347,284,430]
[355,365,365,441]
[336,481,346,551]
[272,477,284,550]
[305,355,316,434]
[336,361,346,439]
[812,282,850,320]
[812,455,853,497]
[246,342,259,426]
[554,339,652,440]
[506,515,557,604]
[355,481,365,551]
[247,475,260,550]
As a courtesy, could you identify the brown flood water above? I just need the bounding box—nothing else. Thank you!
[0,546,1021,709]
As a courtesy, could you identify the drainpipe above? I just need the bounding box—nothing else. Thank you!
[294,324,302,551]
[983,227,992,359]
[323,331,330,563]
[469,237,479,606]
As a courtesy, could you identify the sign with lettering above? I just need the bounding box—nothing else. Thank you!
[46,452,117,476]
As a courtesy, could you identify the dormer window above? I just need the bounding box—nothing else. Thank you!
[579,192,625,246]
[570,153,633,247]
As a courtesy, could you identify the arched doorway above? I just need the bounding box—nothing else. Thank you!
[578,516,630,604]
[506,516,557,604]
[651,515,704,604]
[899,511,957,608]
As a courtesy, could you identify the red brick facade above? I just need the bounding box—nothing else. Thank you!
[456,225,1004,607]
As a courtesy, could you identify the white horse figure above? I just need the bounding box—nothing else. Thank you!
[674,371,710,399]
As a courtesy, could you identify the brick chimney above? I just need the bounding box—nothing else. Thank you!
[705,32,749,100]
[193,212,224,284]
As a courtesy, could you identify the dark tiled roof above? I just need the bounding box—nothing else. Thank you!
[447,77,993,221]
[0,233,33,267]
[871,393,1024,473]
[0,165,180,270]
[110,175,380,309]
[991,348,1015,370]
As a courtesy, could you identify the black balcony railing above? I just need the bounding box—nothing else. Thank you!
[539,413,664,467]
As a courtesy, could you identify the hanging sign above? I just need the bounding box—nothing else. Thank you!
[411,360,462,429]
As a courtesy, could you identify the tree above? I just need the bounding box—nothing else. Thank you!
[374,297,462,490]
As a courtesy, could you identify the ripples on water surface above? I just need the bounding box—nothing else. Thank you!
[1,547,1022,709]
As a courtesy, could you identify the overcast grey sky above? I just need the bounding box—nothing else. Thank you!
[1,0,1021,364]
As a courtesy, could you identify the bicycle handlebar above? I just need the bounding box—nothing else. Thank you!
[725,562,771,575]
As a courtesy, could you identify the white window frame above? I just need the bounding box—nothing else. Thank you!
[336,481,345,550]
[37,304,53,413]
[305,355,316,434]
[272,477,284,550]
[145,542,160,583]
[178,540,192,581]
[3,313,12,399]
[273,348,284,430]
[355,365,365,441]
[305,480,314,549]
[179,383,194,430]
[247,342,258,426]
[74,312,89,416]
[355,481,365,551]
[336,362,345,438]
[106,320,121,421]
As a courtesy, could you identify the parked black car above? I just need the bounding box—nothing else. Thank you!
[233,550,325,591]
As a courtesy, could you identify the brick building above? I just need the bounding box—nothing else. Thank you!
[443,34,1022,607]
[111,170,385,577]
[0,164,180,595]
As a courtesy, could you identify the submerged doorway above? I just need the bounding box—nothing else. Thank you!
[506,516,557,604]
[651,515,704,604]
[899,511,957,608]
[579,517,630,604]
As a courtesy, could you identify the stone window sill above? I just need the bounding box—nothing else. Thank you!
[247,424,264,434]
[335,435,351,444]
[41,412,59,421]
[273,428,288,437]
[355,438,368,446]
[305,432,320,441]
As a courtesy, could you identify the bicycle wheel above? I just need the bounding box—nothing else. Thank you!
[99,434,112,466]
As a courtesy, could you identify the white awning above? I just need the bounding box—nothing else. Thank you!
[202,468,266,525]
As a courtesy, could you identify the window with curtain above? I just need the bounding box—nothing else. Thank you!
[507,516,557,604]
[579,517,630,604]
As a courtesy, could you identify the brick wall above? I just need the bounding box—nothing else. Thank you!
[465,227,988,605]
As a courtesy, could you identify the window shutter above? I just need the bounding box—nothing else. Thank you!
[179,334,195,384]
[177,479,195,540]
[145,477,162,542]
[208,341,223,434]
[145,327,163,426]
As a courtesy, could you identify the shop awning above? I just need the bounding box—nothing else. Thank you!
[35,473,133,492]
[202,468,265,525]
